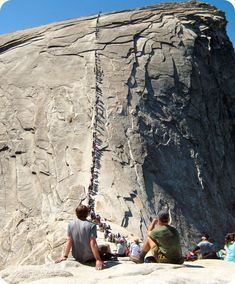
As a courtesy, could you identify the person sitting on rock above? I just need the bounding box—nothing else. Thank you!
[222,232,235,262]
[55,204,112,270]
[129,239,141,257]
[193,233,217,259]
[116,237,127,257]
[130,210,184,264]
[104,228,111,240]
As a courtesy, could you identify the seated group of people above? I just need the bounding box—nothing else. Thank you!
[55,205,235,270]
[93,213,140,257]
[189,232,235,262]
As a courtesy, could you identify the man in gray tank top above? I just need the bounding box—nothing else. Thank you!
[55,205,111,270]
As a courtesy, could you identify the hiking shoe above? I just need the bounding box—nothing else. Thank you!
[130,255,144,264]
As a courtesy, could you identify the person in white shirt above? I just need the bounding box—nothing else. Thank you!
[129,239,140,257]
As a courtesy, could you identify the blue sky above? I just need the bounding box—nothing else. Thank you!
[0,0,234,47]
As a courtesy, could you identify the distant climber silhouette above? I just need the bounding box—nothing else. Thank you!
[0,0,10,10]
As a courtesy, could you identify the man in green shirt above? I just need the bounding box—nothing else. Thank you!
[131,211,184,264]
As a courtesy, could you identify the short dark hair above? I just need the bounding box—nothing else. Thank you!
[202,233,209,240]
[75,204,89,220]
[158,210,170,223]
[225,232,235,245]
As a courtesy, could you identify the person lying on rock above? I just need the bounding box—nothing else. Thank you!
[55,204,114,270]
[130,210,184,264]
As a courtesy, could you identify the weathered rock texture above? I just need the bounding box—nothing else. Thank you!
[0,1,235,268]
[1,260,235,284]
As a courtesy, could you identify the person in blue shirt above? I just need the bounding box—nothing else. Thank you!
[193,234,217,259]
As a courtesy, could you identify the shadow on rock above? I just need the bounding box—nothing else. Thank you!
[184,264,205,268]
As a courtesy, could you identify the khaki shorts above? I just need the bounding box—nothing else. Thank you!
[151,244,169,263]
[151,244,184,264]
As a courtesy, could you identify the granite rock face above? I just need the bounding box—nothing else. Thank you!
[0,2,235,268]
[1,260,235,284]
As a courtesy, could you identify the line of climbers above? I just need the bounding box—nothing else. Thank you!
[87,12,104,215]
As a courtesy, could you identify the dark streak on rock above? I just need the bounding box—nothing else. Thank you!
[0,146,9,152]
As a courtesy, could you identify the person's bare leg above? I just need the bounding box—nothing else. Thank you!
[142,237,157,250]
[148,237,157,249]
[130,237,155,263]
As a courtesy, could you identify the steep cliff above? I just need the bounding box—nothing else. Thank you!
[0,1,235,268]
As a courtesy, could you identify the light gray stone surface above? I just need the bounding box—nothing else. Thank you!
[1,260,235,284]
[0,1,234,269]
